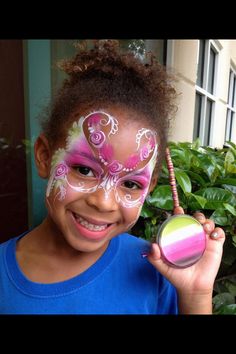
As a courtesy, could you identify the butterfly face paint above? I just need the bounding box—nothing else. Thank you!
[46,111,158,208]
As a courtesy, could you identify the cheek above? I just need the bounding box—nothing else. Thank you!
[122,204,143,229]
[46,178,84,206]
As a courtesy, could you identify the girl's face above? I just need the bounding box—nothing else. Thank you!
[45,106,159,253]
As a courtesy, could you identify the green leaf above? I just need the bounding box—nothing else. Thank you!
[190,150,218,182]
[226,281,236,296]
[223,203,236,216]
[189,193,207,209]
[170,148,191,169]
[140,203,155,218]
[223,184,236,194]
[227,164,236,174]
[224,150,236,173]
[195,187,236,210]
[192,138,201,150]
[225,150,234,165]
[144,222,152,240]
[215,178,236,186]
[226,141,236,150]
[232,235,236,247]
[184,170,207,187]
[214,304,236,314]
[174,169,192,194]
[210,208,230,226]
[213,292,235,310]
[151,217,157,225]
[149,185,173,210]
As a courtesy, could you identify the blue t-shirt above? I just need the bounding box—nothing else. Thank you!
[0,232,178,314]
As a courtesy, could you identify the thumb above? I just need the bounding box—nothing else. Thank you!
[173,206,184,215]
[147,243,171,276]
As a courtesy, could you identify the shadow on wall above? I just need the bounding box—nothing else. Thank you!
[0,138,28,243]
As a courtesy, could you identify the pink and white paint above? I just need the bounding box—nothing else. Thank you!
[46,111,158,208]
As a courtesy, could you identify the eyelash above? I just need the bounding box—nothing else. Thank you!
[122,180,143,190]
[72,165,144,190]
[72,165,95,177]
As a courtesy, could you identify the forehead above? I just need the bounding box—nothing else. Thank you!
[51,107,159,177]
[86,113,152,157]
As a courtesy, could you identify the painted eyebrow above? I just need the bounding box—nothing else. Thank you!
[77,151,101,164]
[122,171,151,182]
[67,149,101,165]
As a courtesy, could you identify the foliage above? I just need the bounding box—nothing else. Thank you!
[132,139,236,314]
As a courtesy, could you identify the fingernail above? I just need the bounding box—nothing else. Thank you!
[204,223,211,231]
[141,252,148,258]
[211,231,218,239]
[197,215,205,220]
[149,244,159,261]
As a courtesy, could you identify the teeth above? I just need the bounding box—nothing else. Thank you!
[74,214,108,231]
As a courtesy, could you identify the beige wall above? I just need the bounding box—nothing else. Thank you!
[168,39,236,147]
[168,40,198,142]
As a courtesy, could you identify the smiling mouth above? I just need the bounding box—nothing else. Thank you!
[72,213,112,232]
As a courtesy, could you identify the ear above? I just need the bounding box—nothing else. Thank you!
[34,134,52,179]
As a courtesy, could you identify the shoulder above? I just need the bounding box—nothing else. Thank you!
[117,232,150,251]
[0,233,28,261]
[115,233,154,275]
[0,237,15,252]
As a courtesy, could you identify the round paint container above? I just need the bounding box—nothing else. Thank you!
[156,214,206,268]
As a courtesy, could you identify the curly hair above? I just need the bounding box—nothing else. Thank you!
[40,40,177,170]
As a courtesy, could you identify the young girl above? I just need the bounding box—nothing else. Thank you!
[0,40,225,314]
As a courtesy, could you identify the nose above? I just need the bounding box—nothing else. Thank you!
[86,187,119,212]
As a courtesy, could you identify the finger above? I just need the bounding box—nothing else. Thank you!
[173,206,184,215]
[193,211,206,222]
[202,219,215,234]
[193,213,215,234]
[209,227,226,244]
[147,243,170,275]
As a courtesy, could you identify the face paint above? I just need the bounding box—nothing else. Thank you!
[47,111,158,208]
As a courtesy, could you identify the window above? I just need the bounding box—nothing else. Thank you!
[193,40,219,145]
[225,68,236,142]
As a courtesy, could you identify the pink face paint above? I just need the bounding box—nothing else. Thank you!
[124,154,140,171]
[65,151,104,178]
[115,163,154,208]
[99,143,114,164]
[47,110,158,209]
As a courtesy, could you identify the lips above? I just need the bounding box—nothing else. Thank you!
[71,212,114,240]
[73,213,109,231]
[73,213,111,227]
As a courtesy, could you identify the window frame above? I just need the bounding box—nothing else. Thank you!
[194,40,220,146]
[225,66,236,143]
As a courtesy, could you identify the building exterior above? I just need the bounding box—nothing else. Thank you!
[168,39,236,147]
[1,39,236,239]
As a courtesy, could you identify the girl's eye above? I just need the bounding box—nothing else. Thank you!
[123,181,142,190]
[73,165,95,177]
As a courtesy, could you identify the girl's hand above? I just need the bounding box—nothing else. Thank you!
[147,207,225,313]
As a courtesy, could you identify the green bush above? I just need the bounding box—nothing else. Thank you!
[132,139,236,314]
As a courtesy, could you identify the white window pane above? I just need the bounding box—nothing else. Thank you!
[207,47,216,94]
[231,113,236,142]
[203,99,213,145]
[193,93,202,140]
[225,109,232,142]
[232,76,236,108]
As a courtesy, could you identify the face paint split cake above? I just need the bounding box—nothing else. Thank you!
[156,147,206,268]
[157,215,206,268]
